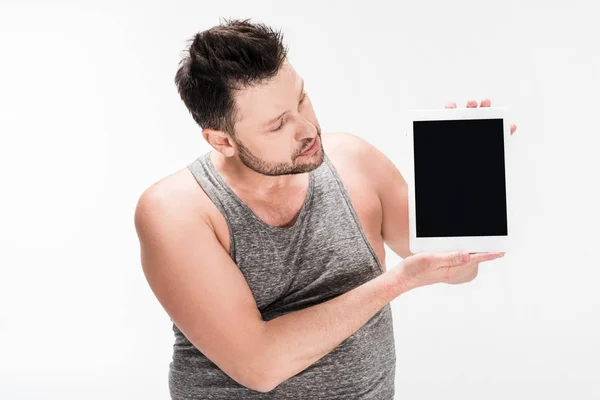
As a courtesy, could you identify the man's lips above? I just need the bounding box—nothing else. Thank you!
[300,137,318,155]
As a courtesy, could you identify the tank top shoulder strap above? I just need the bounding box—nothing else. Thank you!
[186,152,248,258]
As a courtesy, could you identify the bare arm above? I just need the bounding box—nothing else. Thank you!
[261,268,407,391]
[135,189,268,391]
[134,185,411,393]
[367,140,414,259]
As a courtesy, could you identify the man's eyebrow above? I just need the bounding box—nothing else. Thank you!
[264,79,305,126]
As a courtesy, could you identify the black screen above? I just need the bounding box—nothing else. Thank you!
[413,119,508,237]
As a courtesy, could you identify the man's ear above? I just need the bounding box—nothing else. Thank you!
[202,128,236,157]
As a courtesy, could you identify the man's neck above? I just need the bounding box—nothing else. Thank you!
[210,151,307,198]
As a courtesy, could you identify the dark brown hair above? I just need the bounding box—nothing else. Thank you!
[174,18,288,136]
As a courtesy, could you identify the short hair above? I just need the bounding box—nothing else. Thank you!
[174,18,288,136]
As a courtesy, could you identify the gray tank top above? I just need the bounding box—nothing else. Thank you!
[169,151,396,399]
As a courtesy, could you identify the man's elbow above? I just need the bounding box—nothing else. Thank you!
[244,367,279,393]
[249,379,277,394]
[246,348,296,393]
[235,350,281,393]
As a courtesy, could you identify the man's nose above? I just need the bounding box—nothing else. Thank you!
[294,115,316,141]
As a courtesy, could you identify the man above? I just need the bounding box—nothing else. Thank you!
[134,18,517,399]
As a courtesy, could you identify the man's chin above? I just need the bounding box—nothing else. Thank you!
[239,148,324,176]
[292,151,324,174]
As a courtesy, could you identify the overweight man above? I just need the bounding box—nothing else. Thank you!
[134,18,517,399]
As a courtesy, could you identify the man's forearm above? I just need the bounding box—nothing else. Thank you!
[258,267,411,390]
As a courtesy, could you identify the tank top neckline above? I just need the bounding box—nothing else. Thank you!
[203,151,316,233]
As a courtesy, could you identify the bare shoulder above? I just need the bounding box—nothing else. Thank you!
[134,166,230,250]
[135,168,210,229]
[321,131,374,158]
[321,132,387,188]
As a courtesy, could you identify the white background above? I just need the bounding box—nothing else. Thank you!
[1,0,599,399]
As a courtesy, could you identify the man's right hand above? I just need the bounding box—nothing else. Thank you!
[393,251,505,290]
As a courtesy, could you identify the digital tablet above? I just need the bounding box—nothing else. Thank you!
[406,107,513,253]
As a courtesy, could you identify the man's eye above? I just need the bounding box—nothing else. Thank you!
[271,94,307,132]
[271,120,285,132]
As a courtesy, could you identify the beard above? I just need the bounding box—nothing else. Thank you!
[232,129,325,176]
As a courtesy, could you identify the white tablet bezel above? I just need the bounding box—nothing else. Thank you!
[406,107,513,253]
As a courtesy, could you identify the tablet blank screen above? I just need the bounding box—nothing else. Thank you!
[413,119,508,237]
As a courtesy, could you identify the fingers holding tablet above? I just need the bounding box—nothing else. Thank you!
[443,99,517,134]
